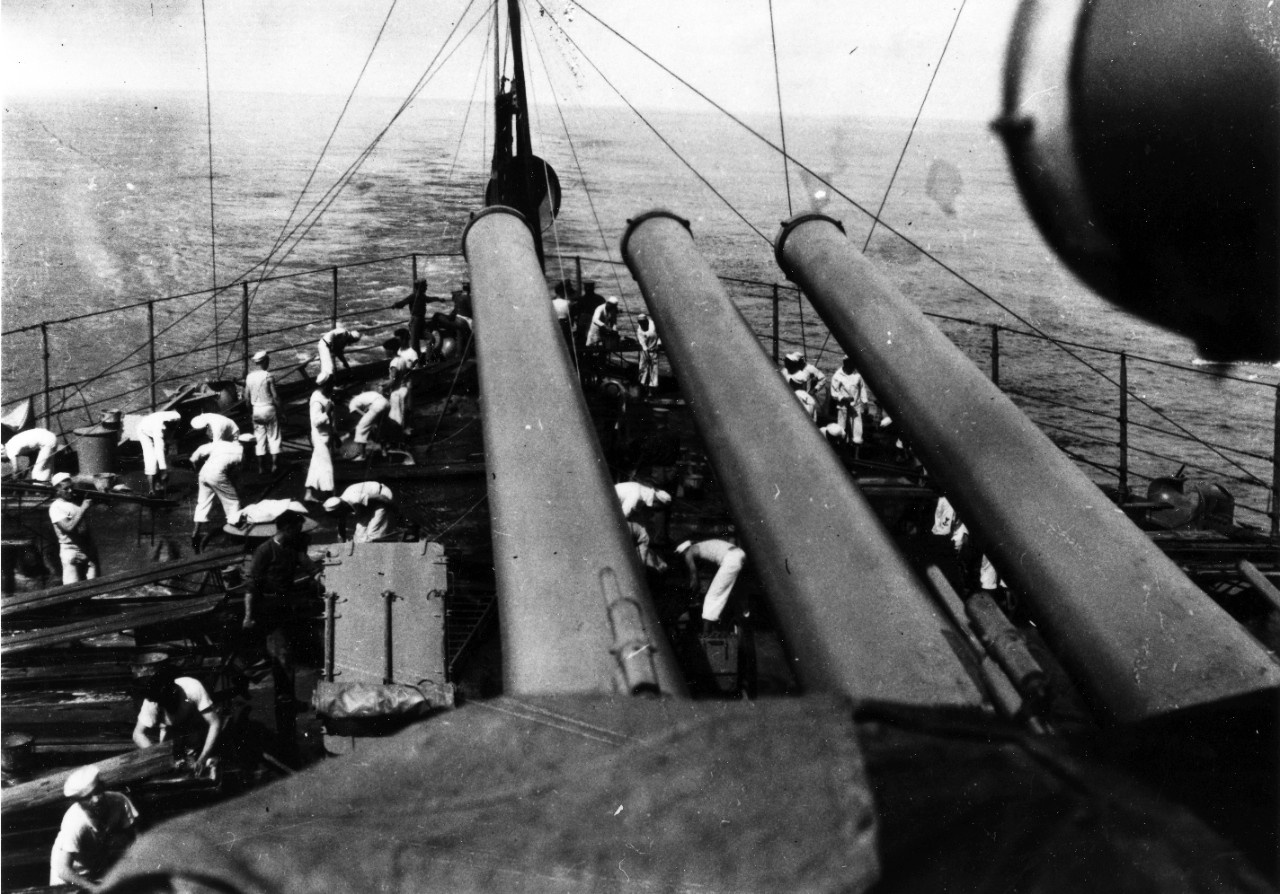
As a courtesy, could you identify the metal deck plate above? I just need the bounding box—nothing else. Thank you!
[324,541,447,687]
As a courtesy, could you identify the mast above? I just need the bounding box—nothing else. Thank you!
[485,0,559,267]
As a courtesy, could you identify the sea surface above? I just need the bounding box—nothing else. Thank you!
[3,91,1276,524]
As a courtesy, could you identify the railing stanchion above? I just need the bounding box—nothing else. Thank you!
[40,324,52,428]
[575,256,583,298]
[1118,352,1129,500]
[241,283,251,378]
[990,324,1000,387]
[331,267,339,330]
[1272,385,1279,539]
[147,302,158,412]
[772,284,780,364]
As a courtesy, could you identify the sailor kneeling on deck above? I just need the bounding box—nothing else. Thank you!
[49,765,138,892]
[132,668,224,776]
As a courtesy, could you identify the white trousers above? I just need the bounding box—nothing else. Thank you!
[305,429,334,493]
[700,547,746,621]
[195,469,241,524]
[252,404,281,455]
[60,545,98,585]
[137,431,167,476]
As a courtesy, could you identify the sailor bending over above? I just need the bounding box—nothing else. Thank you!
[324,481,395,543]
[677,538,746,631]
[190,412,240,443]
[190,439,243,552]
[316,326,361,385]
[134,410,181,496]
[347,391,390,461]
[3,426,59,482]
[132,669,223,775]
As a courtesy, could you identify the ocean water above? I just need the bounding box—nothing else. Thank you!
[2,91,1275,523]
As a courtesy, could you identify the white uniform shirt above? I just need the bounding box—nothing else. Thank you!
[244,369,278,409]
[135,677,214,735]
[191,413,240,442]
[615,482,669,519]
[191,440,243,477]
[340,481,394,542]
[49,792,138,884]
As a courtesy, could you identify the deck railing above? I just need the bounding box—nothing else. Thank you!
[3,251,1276,535]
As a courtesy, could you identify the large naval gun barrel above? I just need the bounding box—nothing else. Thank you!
[622,210,982,707]
[775,213,1280,723]
[464,207,685,698]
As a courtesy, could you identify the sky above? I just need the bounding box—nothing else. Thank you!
[2,0,1021,120]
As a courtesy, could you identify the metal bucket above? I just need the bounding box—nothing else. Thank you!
[72,410,123,476]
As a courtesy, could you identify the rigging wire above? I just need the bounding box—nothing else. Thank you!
[518,2,570,289]
[556,0,1265,488]
[242,0,488,289]
[200,0,220,368]
[813,0,967,369]
[767,0,792,218]
[861,0,968,253]
[523,21,603,368]
[533,2,771,245]
[229,0,403,365]
[47,0,488,411]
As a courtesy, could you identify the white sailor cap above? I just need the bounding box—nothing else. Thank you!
[655,489,672,505]
[252,350,269,362]
[347,329,362,341]
[323,497,344,512]
[605,296,619,305]
[784,351,803,363]
[675,540,692,554]
[63,765,100,800]
[51,472,72,486]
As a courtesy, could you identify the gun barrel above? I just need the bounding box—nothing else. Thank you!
[464,207,685,697]
[622,210,982,707]
[774,212,1280,722]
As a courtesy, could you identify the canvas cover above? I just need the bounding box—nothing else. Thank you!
[101,697,1272,894]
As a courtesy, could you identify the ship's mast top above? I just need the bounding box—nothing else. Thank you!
[485,0,559,268]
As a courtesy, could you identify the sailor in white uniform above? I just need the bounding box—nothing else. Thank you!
[635,313,660,393]
[3,427,59,482]
[134,410,182,495]
[585,296,619,347]
[615,481,672,519]
[677,538,746,628]
[383,338,414,439]
[49,472,99,584]
[782,351,826,395]
[828,355,870,444]
[324,481,395,543]
[244,350,281,475]
[190,439,244,552]
[316,326,361,385]
[347,391,390,460]
[304,381,335,502]
[190,412,240,443]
